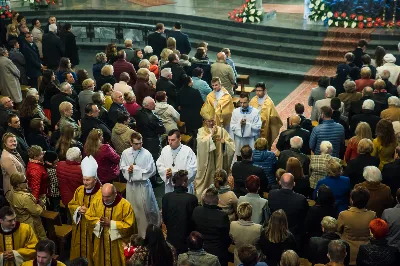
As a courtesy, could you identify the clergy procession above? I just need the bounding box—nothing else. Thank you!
[0,73,282,266]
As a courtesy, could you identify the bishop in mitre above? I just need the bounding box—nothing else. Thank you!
[195,104,235,201]
[68,155,102,265]
[200,77,235,132]
[249,82,283,148]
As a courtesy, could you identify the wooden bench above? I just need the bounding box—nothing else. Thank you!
[41,210,72,259]
[181,134,192,145]
[232,97,240,107]
[236,74,250,92]
[235,86,255,94]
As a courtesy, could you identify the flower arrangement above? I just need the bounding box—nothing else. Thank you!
[23,0,56,8]
[0,4,11,19]
[308,0,399,28]
[228,0,263,23]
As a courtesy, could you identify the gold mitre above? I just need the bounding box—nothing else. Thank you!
[200,103,215,120]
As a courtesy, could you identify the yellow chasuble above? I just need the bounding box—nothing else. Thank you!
[0,222,37,266]
[195,126,235,200]
[249,95,283,148]
[21,259,65,266]
[201,88,234,128]
[85,194,135,266]
[68,182,102,264]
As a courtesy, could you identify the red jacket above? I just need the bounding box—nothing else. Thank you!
[113,59,137,87]
[94,144,120,184]
[26,161,49,200]
[56,160,83,206]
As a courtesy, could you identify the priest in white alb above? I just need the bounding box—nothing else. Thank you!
[120,131,160,238]
[231,92,262,156]
[156,129,197,194]
[195,104,235,200]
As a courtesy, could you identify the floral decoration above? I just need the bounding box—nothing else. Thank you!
[23,0,56,8]
[228,0,263,23]
[0,4,11,19]
[308,0,399,28]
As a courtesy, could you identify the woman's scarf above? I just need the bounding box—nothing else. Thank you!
[5,147,25,168]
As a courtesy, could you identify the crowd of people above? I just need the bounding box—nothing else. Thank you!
[0,10,400,266]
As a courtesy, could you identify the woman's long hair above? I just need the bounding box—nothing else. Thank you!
[285,157,304,182]
[56,125,75,160]
[144,224,173,266]
[265,209,289,243]
[57,57,73,73]
[316,184,336,209]
[214,169,228,189]
[354,122,372,142]
[374,46,386,67]
[376,119,396,147]
[84,129,103,156]
[19,95,38,118]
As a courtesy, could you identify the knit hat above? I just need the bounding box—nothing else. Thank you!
[383,54,396,64]
[81,155,98,178]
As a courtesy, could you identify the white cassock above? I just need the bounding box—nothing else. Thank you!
[120,147,160,238]
[156,144,197,194]
[230,106,262,156]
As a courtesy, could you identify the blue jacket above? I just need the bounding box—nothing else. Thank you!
[192,76,212,101]
[226,57,238,79]
[314,175,350,213]
[309,119,344,157]
[252,149,277,185]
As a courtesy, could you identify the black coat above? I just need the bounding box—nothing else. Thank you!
[95,75,116,92]
[277,148,310,175]
[50,92,79,128]
[20,40,42,79]
[177,86,203,134]
[372,92,392,115]
[231,160,267,197]
[156,77,178,109]
[332,110,350,140]
[42,32,64,70]
[107,103,128,129]
[167,30,191,55]
[348,96,374,121]
[192,204,231,266]
[187,58,212,85]
[259,230,297,266]
[268,188,309,236]
[161,62,187,89]
[8,48,28,85]
[308,232,350,266]
[382,159,400,198]
[0,106,13,130]
[343,153,380,188]
[147,31,167,58]
[80,115,111,144]
[63,32,79,66]
[356,239,400,266]
[352,47,365,69]
[41,82,60,110]
[162,186,198,255]
[276,126,311,155]
[349,109,380,137]
[6,127,29,165]
[27,130,53,152]
[304,205,338,238]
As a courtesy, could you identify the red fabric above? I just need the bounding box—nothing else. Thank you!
[56,160,83,205]
[124,246,136,261]
[344,137,360,162]
[355,78,375,92]
[113,59,137,87]
[134,79,155,106]
[124,102,141,116]
[149,64,159,79]
[43,109,51,120]
[26,161,49,200]
[94,144,120,184]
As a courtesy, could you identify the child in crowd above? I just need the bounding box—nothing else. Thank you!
[149,55,159,78]
[101,83,114,111]
[123,234,144,261]
[43,151,60,212]
[179,54,191,73]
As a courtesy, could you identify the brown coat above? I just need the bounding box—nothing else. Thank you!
[338,207,376,265]
[338,92,362,115]
[230,220,262,265]
[0,149,25,194]
[111,122,135,155]
[354,181,394,217]
[380,106,400,122]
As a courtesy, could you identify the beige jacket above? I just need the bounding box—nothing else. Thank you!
[0,149,25,194]
[211,61,235,95]
[230,220,262,265]
[111,123,135,155]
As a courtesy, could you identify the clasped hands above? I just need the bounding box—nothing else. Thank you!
[3,250,14,260]
[211,126,225,143]
[100,217,111,227]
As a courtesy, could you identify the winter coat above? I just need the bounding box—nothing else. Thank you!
[134,78,155,106]
[9,48,28,85]
[177,85,204,134]
[156,77,179,109]
[0,56,22,103]
[93,144,120,184]
[111,123,135,155]
[42,32,64,70]
[26,161,49,200]
[0,149,25,195]
[354,181,394,217]
[56,160,83,206]
[154,102,180,133]
[64,31,79,66]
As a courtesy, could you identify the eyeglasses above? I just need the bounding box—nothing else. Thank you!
[132,142,143,145]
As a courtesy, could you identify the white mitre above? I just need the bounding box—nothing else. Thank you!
[81,155,98,178]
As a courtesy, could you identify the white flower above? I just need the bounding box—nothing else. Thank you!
[335,21,339,26]
[255,17,260,22]
[30,0,34,2]
[316,0,321,6]
[249,16,255,22]
[248,4,254,8]
[243,17,247,23]
[314,17,318,21]
[328,19,333,25]
[243,12,247,16]
[257,10,262,16]
[250,0,255,2]
[309,3,314,8]
[344,21,348,28]
[327,11,333,18]
[320,4,325,10]
[321,16,326,21]
[310,11,315,15]
[351,22,356,28]
[250,9,255,14]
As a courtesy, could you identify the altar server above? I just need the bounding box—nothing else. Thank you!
[157,129,197,194]
[120,131,160,238]
[231,92,262,156]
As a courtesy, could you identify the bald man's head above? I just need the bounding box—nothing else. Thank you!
[280,173,295,189]
[117,50,126,60]
[0,97,13,109]
[216,52,226,62]
[362,86,373,97]
[289,115,300,127]
[102,183,117,205]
